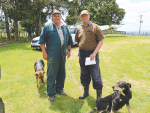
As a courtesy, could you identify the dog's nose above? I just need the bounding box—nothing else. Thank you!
[112,86,114,89]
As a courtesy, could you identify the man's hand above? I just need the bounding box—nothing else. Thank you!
[43,52,48,60]
[67,45,71,58]
[90,52,96,61]
[66,51,71,58]
[90,40,103,61]
[40,44,47,60]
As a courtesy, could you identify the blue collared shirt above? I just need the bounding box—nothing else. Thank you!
[39,20,73,62]
[82,21,92,27]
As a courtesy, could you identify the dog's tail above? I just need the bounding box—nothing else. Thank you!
[90,107,97,113]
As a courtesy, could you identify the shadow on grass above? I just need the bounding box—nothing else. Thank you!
[37,82,96,112]
[48,95,96,113]
[38,80,47,98]
[32,48,42,52]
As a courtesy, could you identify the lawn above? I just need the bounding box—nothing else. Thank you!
[0,34,150,113]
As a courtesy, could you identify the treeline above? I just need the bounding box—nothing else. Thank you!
[0,0,125,41]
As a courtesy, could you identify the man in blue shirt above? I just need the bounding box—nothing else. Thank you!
[39,10,73,101]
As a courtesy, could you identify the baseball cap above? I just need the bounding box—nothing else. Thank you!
[80,10,89,16]
[52,10,61,15]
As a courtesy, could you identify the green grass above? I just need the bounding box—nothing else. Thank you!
[0,34,150,113]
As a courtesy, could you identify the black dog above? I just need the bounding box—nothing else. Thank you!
[90,81,132,113]
[0,97,5,113]
[34,59,45,90]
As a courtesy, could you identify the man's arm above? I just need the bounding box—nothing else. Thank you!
[66,45,71,58]
[77,42,79,46]
[40,44,48,60]
[90,40,103,60]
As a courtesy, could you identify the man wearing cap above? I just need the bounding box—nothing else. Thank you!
[39,10,73,101]
[75,10,104,104]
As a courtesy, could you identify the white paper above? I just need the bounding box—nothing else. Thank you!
[85,57,96,66]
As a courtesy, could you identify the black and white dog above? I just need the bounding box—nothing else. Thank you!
[90,81,132,113]
[34,59,45,90]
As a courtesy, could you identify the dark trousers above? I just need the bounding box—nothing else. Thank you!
[46,55,66,97]
[79,50,103,89]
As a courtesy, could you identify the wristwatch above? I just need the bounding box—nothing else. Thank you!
[68,49,71,51]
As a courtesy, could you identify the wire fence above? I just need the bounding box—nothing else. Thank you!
[102,30,126,35]
[126,32,150,36]
[0,30,126,42]
[0,32,35,43]
[0,30,149,44]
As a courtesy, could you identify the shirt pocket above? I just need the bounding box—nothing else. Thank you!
[46,30,56,42]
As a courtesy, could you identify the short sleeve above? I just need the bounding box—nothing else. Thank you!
[96,25,105,41]
[75,29,79,42]
[39,26,46,44]
[67,28,73,45]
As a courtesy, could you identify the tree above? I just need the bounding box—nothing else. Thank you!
[20,0,47,37]
[0,0,11,40]
[89,0,125,25]
[32,0,70,36]
[1,0,73,40]
[65,0,80,25]
[65,0,125,25]
[104,25,119,30]
[32,0,47,36]
[7,0,28,41]
[20,0,70,37]
[0,15,5,30]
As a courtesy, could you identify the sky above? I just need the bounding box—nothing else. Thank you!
[112,0,150,32]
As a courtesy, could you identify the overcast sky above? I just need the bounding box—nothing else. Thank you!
[114,0,150,32]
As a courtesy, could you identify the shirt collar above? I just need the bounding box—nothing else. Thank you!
[82,21,92,27]
[53,22,63,28]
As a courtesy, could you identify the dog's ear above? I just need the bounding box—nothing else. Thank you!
[127,83,131,88]
[35,72,39,76]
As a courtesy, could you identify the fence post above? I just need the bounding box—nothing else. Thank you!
[26,32,28,41]
[19,31,20,42]
[14,32,16,41]
[6,33,7,41]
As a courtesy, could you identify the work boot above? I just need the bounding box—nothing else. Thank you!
[61,92,67,96]
[48,97,54,101]
[96,89,102,104]
[79,86,89,99]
